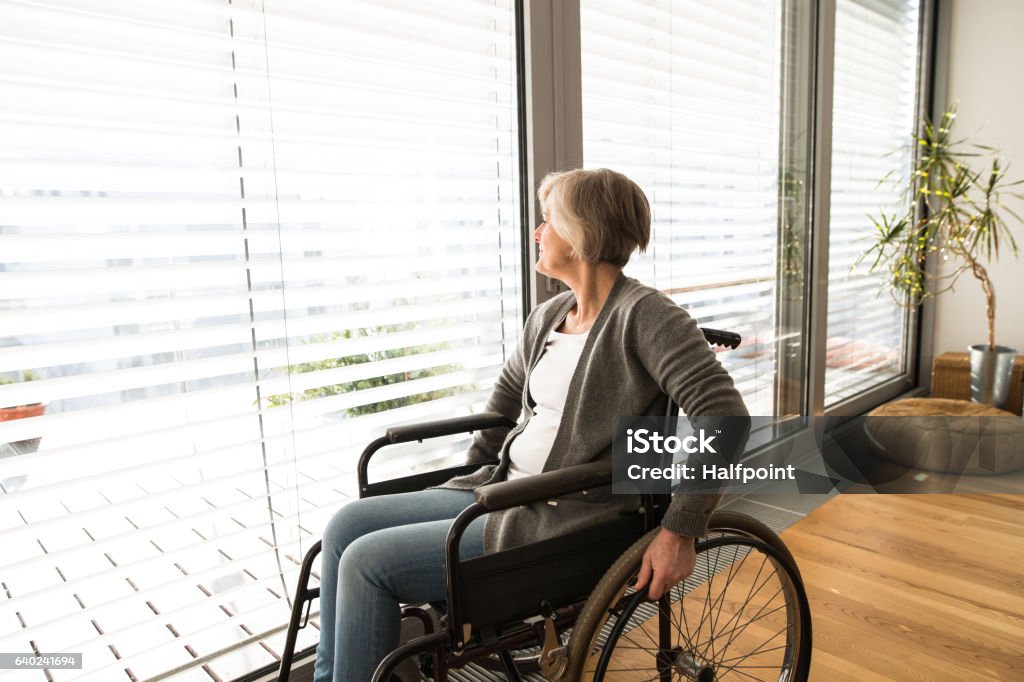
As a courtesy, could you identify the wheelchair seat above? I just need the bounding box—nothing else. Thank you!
[456,511,644,631]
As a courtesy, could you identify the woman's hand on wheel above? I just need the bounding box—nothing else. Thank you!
[634,527,697,600]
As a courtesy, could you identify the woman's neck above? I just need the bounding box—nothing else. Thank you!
[558,263,622,334]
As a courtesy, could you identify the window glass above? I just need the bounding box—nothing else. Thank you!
[825,0,922,405]
[581,0,810,416]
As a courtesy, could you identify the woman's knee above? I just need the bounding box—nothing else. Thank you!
[337,533,386,587]
[322,498,381,555]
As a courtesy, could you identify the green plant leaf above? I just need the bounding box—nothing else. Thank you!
[856,103,1022,340]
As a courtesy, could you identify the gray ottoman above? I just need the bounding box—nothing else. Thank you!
[865,398,1024,475]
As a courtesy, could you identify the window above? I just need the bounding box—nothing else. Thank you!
[824,0,923,406]
[580,0,813,416]
[0,0,520,678]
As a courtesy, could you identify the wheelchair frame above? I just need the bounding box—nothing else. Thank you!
[276,328,810,682]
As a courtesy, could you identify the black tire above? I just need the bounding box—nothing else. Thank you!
[564,511,812,681]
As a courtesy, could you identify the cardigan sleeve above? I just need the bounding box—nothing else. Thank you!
[628,292,751,538]
[628,292,747,417]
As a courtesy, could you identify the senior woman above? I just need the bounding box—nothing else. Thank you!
[314,168,748,682]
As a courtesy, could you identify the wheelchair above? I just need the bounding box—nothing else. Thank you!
[278,329,812,682]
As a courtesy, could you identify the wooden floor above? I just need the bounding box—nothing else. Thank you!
[783,494,1024,681]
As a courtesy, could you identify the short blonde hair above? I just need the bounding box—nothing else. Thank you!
[537,168,651,267]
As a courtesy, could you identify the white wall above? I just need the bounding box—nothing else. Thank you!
[932,0,1024,354]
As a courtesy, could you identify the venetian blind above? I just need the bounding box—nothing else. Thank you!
[0,0,521,679]
[824,0,921,404]
[580,0,784,415]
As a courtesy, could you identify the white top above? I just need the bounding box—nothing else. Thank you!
[506,329,589,481]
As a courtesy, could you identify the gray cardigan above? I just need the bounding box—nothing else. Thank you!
[440,273,749,553]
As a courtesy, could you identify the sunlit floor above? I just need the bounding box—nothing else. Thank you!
[786,494,1023,681]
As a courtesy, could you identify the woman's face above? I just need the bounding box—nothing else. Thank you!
[534,203,575,278]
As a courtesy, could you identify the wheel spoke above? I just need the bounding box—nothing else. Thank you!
[718,642,790,665]
[714,588,789,666]
[662,586,701,659]
[716,662,773,681]
[629,609,665,651]
[706,540,752,659]
[700,541,758,665]
[712,565,783,664]
[677,576,698,656]
[696,540,725,663]
[717,549,771,635]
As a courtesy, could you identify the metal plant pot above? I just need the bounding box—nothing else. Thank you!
[969,344,1017,409]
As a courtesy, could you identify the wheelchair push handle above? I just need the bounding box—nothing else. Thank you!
[700,327,741,350]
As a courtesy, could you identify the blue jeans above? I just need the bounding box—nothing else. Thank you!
[313,488,485,682]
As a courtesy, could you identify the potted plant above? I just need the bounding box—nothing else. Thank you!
[0,370,45,453]
[859,107,1023,407]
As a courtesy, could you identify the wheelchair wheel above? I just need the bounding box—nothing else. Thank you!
[565,511,811,681]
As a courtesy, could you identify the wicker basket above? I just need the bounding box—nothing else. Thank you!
[931,351,1024,415]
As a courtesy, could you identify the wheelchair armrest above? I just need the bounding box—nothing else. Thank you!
[473,460,612,511]
[385,411,517,444]
[358,412,516,498]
